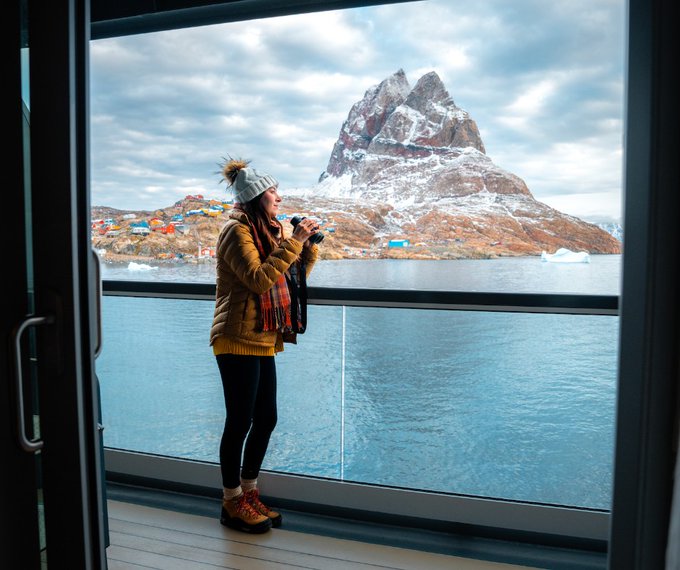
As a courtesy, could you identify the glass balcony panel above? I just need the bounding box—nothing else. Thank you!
[341,307,617,510]
[98,297,617,510]
[98,296,222,459]
[261,305,344,478]
[97,297,344,479]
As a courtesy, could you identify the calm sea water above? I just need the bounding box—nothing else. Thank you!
[97,255,621,510]
[102,254,622,295]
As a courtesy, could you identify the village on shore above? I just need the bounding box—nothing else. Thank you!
[91,194,412,264]
[92,192,620,265]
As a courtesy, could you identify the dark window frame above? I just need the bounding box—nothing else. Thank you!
[91,0,644,547]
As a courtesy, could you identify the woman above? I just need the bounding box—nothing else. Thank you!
[210,158,320,533]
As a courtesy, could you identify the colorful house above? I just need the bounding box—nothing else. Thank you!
[388,239,410,248]
[149,217,164,230]
[198,245,216,258]
[130,220,150,236]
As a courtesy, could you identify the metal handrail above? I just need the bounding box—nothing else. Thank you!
[101,280,619,315]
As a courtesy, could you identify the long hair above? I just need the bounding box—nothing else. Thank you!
[236,196,283,257]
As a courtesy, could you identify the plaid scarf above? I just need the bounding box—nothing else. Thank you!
[245,216,304,334]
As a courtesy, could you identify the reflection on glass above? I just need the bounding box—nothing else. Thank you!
[98,297,616,509]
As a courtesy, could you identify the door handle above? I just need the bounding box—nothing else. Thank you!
[92,248,102,358]
[12,314,55,452]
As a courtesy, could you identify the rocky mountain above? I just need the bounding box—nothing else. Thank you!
[308,69,621,257]
[322,69,412,180]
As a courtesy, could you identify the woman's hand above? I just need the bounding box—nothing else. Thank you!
[291,217,320,243]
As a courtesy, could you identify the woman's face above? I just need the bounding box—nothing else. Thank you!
[260,187,281,219]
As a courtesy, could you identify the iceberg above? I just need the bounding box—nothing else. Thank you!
[128,262,157,271]
[541,248,591,263]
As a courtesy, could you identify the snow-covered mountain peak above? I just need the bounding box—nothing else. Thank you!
[309,70,621,257]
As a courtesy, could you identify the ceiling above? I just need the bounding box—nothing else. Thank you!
[90,0,415,39]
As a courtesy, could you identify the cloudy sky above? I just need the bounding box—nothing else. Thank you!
[89,0,626,223]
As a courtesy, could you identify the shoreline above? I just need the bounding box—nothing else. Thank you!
[97,251,622,267]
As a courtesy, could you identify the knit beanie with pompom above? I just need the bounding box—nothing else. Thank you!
[221,158,278,204]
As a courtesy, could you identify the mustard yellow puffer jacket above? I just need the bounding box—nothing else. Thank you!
[209,210,318,350]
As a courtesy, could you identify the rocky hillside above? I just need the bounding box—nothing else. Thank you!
[92,70,621,263]
[310,69,621,258]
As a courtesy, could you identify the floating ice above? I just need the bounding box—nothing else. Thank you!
[128,262,157,271]
[541,248,591,263]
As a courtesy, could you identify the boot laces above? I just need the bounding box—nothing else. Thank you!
[245,489,270,515]
[235,493,263,519]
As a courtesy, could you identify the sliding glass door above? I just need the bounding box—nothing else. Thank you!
[2,0,107,568]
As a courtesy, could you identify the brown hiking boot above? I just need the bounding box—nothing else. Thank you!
[244,488,283,528]
[220,493,272,533]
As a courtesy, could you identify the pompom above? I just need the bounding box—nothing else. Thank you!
[220,157,250,186]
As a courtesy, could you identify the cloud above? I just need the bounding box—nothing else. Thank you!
[491,137,624,222]
[90,0,625,221]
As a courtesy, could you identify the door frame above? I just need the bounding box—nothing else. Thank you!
[3,0,107,567]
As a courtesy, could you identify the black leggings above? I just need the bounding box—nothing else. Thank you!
[216,354,278,489]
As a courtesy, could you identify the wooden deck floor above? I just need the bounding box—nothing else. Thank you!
[106,500,539,570]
